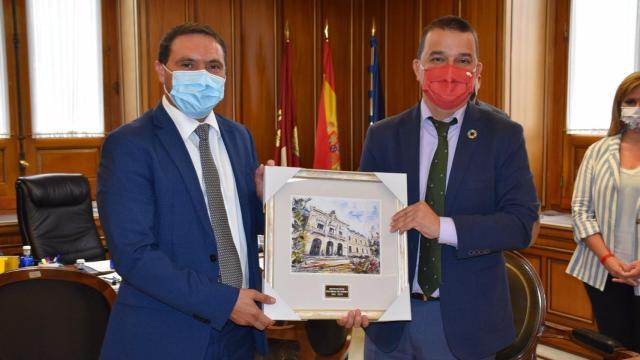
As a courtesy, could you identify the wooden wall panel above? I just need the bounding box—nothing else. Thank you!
[422,0,459,26]
[196,0,238,120]
[522,225,597,336]
[34,138,102,193]
[138,0,191,112]
[522,253,541,274]
[102,0,122,132]
[36,150,99,174]
[239,0,277,168]
[0,147,6,183]
[506,0,547,202]
[384,0,421,117]
[548,258,593,326]
[560,135,598,208]
[135,0,507,170]
[461,0,504,109]
[544,0,570,209]
[281,0,317,168]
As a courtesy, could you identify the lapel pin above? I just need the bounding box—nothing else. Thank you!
[467,129,478,140]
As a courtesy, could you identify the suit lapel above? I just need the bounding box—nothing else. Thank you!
[398,105,421,283]
[399,105,422,204]
[217,116,247,199]
[445,103,482,213]
[152,105,213,235]
[217,115,254,240]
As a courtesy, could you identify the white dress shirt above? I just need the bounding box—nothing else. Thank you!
[162,96,249,288]
[412,99,465,296]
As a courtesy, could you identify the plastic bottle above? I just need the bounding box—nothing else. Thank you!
[75,258,86,271]
[19,245,35,267]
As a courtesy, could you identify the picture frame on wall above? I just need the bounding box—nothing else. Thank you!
[262,167,410,321]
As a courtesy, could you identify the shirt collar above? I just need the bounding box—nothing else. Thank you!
[162,95,221,142]
[419,99,466,128]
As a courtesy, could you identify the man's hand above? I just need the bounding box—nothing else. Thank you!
[229,288,276,330]
[390,201,440,239]
[336,309,369,329]
[255,160,275,201]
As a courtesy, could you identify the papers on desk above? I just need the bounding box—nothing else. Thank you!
[98,272,121,283]
[83,260,114,273]
[540,211,572,229]
[99,272,122,292]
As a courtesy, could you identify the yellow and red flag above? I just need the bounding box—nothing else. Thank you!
[274,25,300,166]
[313,36,340,170]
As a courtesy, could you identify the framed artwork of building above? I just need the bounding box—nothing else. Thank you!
[263,167,410,321]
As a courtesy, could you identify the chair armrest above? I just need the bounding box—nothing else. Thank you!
[570,328,622,357]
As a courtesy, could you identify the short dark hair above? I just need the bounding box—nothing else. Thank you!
[157,22,227,65]
[416,15,479,60]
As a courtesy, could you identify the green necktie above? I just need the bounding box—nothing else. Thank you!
[418,117,457,296]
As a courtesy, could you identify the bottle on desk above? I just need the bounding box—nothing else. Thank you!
[75,258,85,271]
[19,245,35,267]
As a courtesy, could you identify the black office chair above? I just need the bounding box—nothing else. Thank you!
[496,250,547,360]
[16,173,105,264]
[0,267,117,360]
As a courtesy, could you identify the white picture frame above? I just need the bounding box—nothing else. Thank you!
[263,167,410,322]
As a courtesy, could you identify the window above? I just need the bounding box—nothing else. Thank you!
[566,0,640,134]
[26,0,104,138]
[0,0,119,210]
[316,223,324,230]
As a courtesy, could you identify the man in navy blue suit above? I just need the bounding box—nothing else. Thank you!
[338,16,539,359]
[98,23,274,359]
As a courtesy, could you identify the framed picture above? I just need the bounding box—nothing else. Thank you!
[263,167,410,321]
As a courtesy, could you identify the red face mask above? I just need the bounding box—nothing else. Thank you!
[421,64,475,110]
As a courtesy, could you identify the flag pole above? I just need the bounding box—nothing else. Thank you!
[324,20,329,41]
[369,19,375,125]
[285,20,290,43]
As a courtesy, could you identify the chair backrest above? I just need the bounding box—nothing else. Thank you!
[496,250,547,360]
[0,267,116,360]
[16,173,105,264]
[266,321,351,359]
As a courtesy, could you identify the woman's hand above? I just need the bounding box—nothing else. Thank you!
[606,257,640,286]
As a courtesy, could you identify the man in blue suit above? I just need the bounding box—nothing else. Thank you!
[339,16,539,359]
[98,23,274,359]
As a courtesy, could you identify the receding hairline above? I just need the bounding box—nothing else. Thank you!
[157,22,227,65]
[416,16,480,60]
[417,28,480,61]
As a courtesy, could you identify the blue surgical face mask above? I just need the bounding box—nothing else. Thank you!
[163,66,225,119]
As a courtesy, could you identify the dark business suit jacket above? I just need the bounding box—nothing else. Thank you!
[360,101,539,359]
[97,103,265,359]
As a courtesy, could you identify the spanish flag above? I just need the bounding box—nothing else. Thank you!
[313,34,340,170]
